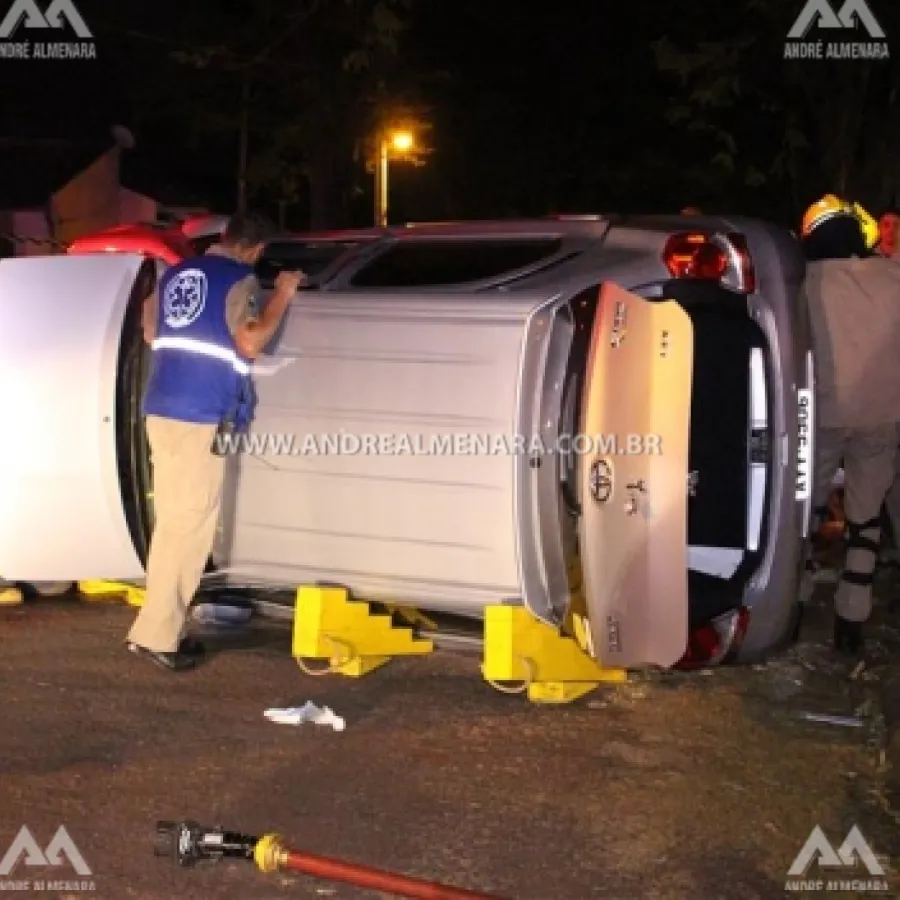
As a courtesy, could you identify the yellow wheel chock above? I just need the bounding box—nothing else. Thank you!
[77,580,146,607]
[0,584,24,605]
[292,585,434,678]
[482,605,627,704]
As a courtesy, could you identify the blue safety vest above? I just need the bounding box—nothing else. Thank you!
[143,252,256,427]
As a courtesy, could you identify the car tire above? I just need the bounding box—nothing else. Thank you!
[29,581,76,596]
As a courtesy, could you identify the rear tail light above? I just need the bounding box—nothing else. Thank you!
[663,231,755,293]
[674,607,751,670]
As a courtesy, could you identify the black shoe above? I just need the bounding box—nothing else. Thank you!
[126,641,198,672]
[833,614,864,656]
[178,636,206,657]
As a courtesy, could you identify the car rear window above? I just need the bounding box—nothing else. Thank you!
[256,241,362,286]
[348,238,564,287]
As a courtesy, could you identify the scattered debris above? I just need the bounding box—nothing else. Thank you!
[191,597,253,626]
[799,712,864,728]
[264,702,346,732]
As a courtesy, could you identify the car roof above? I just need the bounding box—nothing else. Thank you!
[273,227,389,242]
[291,214,746,243]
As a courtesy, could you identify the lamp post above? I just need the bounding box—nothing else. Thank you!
[374,129,414,227]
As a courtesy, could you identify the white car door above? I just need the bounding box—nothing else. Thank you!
[0,253,152,581]
[577,283,694,668]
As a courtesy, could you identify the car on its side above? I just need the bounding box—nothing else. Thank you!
[1,214,811,672]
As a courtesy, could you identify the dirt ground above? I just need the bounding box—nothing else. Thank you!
[0,577,898,900]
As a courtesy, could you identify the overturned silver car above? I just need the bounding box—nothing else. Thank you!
[0,215,811,672]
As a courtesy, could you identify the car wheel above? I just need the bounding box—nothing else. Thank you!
[29,581,75,596]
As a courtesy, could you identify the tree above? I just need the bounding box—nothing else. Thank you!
[96,0,423,227]
[652,0,900,222]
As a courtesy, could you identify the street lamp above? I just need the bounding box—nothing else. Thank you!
[374,130,415,227]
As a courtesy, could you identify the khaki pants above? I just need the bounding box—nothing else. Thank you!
[126,415,224,652]
[810,424,899,622]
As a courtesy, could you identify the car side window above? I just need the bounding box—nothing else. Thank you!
[256,241,361,288]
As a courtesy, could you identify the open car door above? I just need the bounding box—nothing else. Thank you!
[577,283,693,668]
[0,253,153,581]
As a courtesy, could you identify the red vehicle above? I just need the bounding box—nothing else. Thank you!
[66,214,230,264]
[68,217,387,284]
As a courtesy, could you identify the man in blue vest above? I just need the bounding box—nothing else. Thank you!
[126,211,304,671]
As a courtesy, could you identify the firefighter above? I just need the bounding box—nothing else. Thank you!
[800,195,900,655]
[876,207,900,258]
[125,211,305,671]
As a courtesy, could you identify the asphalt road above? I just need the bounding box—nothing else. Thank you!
[0,590,898,900]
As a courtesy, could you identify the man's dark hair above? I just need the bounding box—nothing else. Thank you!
[223,211,278,248]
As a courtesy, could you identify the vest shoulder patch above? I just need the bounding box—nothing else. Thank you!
[163,267,208,329]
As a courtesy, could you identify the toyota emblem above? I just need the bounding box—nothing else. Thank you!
[589,458,613,503]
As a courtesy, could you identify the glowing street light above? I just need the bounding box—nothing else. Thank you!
[375,129,416,227]
[390,131,414,152]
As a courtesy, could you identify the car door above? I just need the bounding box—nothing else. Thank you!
[0,253,153,581]
[577,283,694,668]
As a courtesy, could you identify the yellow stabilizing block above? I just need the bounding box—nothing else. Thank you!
[77,580,145,607]
[482,605,627,704]
[293,585,433,678]
[0,585,24,605]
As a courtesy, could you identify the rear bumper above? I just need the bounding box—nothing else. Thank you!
[736,312,811,661]
[737,475,803,660]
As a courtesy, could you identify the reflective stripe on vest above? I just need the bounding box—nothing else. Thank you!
[151,335,251,376]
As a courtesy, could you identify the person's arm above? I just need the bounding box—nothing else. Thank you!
[226,271,305,360]
[142,288,159,344]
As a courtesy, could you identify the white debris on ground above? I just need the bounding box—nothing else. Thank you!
[191,598,253,626]
[264,702,346,731]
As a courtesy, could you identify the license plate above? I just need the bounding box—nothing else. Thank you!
[796,388,812,501]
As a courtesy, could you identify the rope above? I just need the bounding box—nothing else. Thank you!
[483,656,535,695]
[295,635,356,676]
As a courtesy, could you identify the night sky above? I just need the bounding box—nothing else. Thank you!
[4,0,900,230]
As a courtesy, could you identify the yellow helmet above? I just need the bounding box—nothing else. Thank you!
[801,194,879,249]
[801,194,851,237]
[851,201,879,249]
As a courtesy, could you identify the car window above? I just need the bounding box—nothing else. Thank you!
[256,241,362,287]
[348,238,564,287]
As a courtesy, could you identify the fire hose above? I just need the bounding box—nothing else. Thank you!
[154,820,510,899]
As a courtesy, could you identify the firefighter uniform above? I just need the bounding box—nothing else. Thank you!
[126,244,260,661]
[802,198,900,651]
